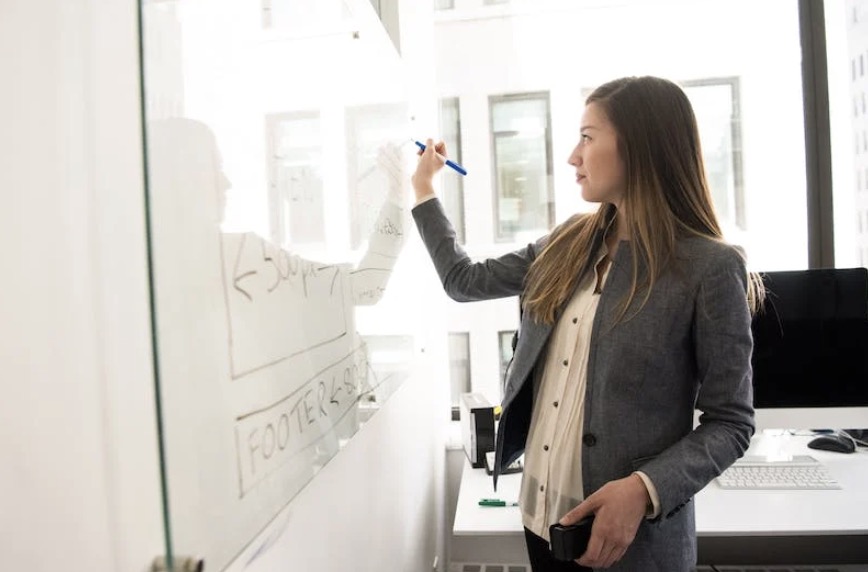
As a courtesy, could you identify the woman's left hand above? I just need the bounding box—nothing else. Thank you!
[558,473,649,568]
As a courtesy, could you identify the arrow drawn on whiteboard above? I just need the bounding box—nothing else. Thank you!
[233,271,257,301]
[232,233,257,301]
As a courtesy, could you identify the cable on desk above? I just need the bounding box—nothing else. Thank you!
[841,429,868,448]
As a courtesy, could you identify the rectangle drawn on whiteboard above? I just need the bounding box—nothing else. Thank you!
[233,346,367,496]
[221,232,349,379]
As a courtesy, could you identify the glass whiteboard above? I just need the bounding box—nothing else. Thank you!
[140,0,415,568]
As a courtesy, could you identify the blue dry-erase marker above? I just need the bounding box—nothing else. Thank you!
[413,140,468,176]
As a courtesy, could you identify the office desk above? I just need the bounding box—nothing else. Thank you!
[452,434,868,566]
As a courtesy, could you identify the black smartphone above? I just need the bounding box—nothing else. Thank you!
[549,516,594,561]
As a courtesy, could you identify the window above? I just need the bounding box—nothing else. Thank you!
[682,78,746,230]
[440,97,466,243]
[497,330,516,388]
[432,0,810,400]
[489,93,554,242]
[345,103,409,249]
[361,335,415,410]
[261,0,351,30]
[829,0,868,269]
[448,332,471,420]
[434,0,454,10]
[266,112,326,248]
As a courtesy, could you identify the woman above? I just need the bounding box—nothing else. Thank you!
[411,76,763,571]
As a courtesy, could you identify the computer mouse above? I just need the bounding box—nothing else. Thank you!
[807,434,856,454]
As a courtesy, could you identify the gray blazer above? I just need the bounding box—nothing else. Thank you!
[413,198,755,571]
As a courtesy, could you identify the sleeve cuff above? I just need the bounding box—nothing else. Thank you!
[413,193,437,208]
[633,471,661,519]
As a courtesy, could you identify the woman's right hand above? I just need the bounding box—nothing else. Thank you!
[411,138,447,202]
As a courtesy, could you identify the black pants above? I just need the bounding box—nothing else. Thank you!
[524,527,592,572]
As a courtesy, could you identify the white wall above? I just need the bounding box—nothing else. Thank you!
[0,1,448,571]
[0,0,164,571]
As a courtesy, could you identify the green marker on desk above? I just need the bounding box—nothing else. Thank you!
[479,498,519,507]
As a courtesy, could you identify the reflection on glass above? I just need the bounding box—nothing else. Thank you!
[267,112,326,247]
[141,1,412,569]
[146,115,406,570]
[490,93,554,242]
[346,103,409,249]
[359,334,416,420]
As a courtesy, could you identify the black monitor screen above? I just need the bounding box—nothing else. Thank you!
[751,268,868,409]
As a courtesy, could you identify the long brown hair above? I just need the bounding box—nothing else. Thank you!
[524,76,763,324]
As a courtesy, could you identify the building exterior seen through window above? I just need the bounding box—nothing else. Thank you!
[489,92,554,242]
[498,330,516,392]
[439,97,466,244]
[681,78,746,231]
[831,0,868,268]
[256,0,862,416]
[434,0,808,406]
[448,332,471,420]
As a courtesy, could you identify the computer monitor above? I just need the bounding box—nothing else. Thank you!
[750,267,868,431]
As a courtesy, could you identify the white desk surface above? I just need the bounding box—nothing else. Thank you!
[454,433,868,538]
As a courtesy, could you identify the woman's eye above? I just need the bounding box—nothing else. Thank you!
[580,134,591,142]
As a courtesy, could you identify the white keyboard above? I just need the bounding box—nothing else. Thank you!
[716,455,841,490]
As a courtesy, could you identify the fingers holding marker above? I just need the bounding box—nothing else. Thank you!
[413,138,467,176]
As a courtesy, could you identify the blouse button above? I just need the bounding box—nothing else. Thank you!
[543,444,549,451]
[583,433,597,447]
[572,317,578,324]
[562,359,569,367]
[553,401,559,408]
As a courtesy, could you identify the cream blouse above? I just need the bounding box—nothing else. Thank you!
[519,245,659,541]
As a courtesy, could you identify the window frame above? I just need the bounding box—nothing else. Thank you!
[801,0,835,267]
